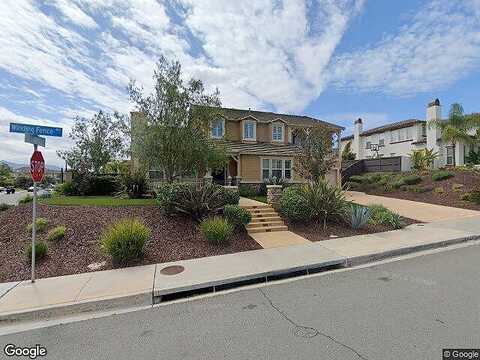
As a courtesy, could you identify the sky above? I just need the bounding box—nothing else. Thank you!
[1,0,480,166]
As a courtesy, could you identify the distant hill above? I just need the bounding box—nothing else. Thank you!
[1,160,62,171]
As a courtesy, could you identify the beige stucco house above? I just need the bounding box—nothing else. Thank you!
[132,107,344,185]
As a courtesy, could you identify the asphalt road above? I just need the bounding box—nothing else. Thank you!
[0,190,27,205]
[1,245,479,360]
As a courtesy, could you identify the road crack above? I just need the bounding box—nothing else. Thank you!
[258,288,369,360]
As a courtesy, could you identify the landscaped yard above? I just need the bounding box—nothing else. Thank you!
[0,203,260,282]
[346,169,480,210]
[39,196,156,206]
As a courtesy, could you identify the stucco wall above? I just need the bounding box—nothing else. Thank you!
[240,154,260,182]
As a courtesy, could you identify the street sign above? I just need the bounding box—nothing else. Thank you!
[10,122,63,137]
[25,134,46,147]
[30,151,45,183]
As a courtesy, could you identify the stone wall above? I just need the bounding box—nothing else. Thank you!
[266,185,282,208]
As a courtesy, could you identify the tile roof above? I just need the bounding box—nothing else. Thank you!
[215,107,344,130]
[341,119,425,141]
[216,140,301,156]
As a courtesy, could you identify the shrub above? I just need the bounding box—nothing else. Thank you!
[54,181,75,195]
[19,194,33,204]
[200,217,233,244]
[434,186,445,194]
[157,183,238,221]
[100,218,150,264]
[47,226,66,242]
[120,170,148,199]
[348,175,366,184]
[432,171,454,181]
[409,148,438,171]
[239,184,257,197]
[27,218,48,233]
[369,204,404,230]
[407,185,432,193]
[0,203,12,212]
[25,241,48,261]
[452,183,464,192]
[15,174,33,189]
[71,174,120,196]
[279,186,312,222]
[223,205,251,229]
[350,204,371,230]
[461,186,480,204]
[392,179,406,189]
[402,175,422,185]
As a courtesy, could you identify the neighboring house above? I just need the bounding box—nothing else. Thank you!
[131,107,344,185]
[340,99,473,169]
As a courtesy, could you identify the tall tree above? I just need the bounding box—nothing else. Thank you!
[341,141,356,161]
[57,111,127,174]
[293,126,337,182]
[128,56,227,182]
[429,103,480,166]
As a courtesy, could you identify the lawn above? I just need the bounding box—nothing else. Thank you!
[39,196,157,206]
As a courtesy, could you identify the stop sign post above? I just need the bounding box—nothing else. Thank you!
[30,148,45,282]
[9,122,62,283]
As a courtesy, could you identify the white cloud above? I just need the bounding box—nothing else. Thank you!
[318,112,390,135]
[329,0,480,96]
[47,0,98,28]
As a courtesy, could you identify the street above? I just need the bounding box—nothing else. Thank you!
[0,190,27,205]
[1,245,479,360]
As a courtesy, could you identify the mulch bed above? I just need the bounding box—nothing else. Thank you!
[367,170,480,210]
[0,204,261,282]
[287,218,418,242]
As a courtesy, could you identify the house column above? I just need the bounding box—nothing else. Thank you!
[455,142,465,166]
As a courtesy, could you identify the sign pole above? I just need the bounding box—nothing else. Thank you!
[31,144,37,283]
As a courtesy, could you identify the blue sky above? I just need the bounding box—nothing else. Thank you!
[1,0,480,166]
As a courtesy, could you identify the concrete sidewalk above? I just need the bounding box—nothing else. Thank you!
[346,191,480,222]
[1,215,480,323]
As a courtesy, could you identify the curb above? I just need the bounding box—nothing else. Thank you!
[1,234,479,324]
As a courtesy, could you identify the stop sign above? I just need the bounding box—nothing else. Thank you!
[30,151,45,183]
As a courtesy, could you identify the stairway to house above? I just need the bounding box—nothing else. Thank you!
[240,204,288,234]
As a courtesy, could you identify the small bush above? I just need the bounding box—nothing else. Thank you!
[19,194,33,204]
[100,218,150,264]
[54,181,75,195]
[224,205,251,229]
[434,186,445,194]
[369,204,404,229]
[200,217,233,244]
[392,179,406,189]
[27,218,48,233]
[461,186,480,204]
[407,185,432,193]
[452,183,464,192]
[402,175,422,185]
[279,186,312,222]
[25,241,48,261]
[432,171,454,181]
[47,226,66,242]
[239,184,257,197]
[348,175,366,184]
[0,203,12,212]
[120,170,148,199]
[350,204,371,230]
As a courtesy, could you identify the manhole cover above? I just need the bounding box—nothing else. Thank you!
[160,265,185,275]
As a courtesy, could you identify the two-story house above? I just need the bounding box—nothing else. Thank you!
[132,107,344,185]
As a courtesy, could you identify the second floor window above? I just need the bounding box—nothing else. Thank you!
[211,119,224,138]
[366,141,371,149]
[244,120,256,140]
[272,124,283,141]
[379,139,385,147]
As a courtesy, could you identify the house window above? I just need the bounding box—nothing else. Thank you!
[272,124,284,141]
[261,159,293,180]
[390,130,397,143]
[366,141,371,149]
[422,124,427,137]
[398,129,405,141]
[243,120,256,140]
[211,118,224,138]
[379,139,385,147]
[446,146,454,165]
[406,127,412,140]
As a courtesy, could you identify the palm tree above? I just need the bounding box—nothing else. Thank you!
[429,103,480,166]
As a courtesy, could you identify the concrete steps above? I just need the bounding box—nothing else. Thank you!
[240,203,288,234]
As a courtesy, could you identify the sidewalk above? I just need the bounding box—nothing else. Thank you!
[1,215,480,324]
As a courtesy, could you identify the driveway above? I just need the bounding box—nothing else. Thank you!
[0,190,28,205]
[346,191,480,222]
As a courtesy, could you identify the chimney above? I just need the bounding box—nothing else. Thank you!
[426,99,441,168]
[352,118,363,160]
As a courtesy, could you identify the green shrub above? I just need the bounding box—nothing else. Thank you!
[223,205,251,229]
[392,179,406,189]
[350,204,371,230]
[369,204,404,229]
[239,184,257,197]
[27,218,48,233]
[432,171,454,181]
[434,186,445,194]
[279,186,312,222]
[25,241,48,261]
[156,183,238,221]
[120,170,148,199]
[19,194,33,204]
[15,174,33,189]
[348,175,366,183]
[100,218,150,264]
[54,181,75,195]
[407,185,432,193]
[461,186,480,204]
[452,183,464,192]
[402,175,422,185]
[344,181,361,191]
[47,226,66,242]
[0,203,12,212]
[200,217,233,244]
